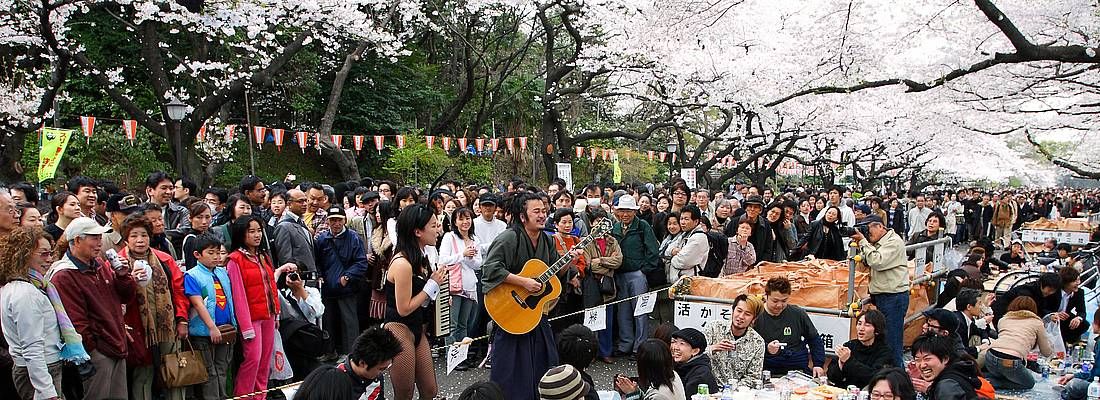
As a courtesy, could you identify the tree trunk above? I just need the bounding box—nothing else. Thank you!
[316,41,369,182]
[0,129,28,183]
[539,111,558,182]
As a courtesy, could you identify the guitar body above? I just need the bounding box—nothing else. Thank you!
[485,258,563,335]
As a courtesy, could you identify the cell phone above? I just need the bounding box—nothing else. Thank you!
[286,174,296,182]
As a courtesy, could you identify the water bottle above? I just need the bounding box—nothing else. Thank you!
[720,384,735,400]
[1087,377,1100,400]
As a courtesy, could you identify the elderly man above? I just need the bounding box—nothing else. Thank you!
[610,195,659,358]
[851,215,909,367]
[315,206,369,354]
[0,191,15,236]
[49,218,139,399]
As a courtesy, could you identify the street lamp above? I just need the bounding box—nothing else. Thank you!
[164,96,188,178]
[165,97,187,122]
[666,139,678,183]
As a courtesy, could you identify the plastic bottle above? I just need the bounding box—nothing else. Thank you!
[692,384,710,400]
[1088,377,1100,400]
[720,384,735,400]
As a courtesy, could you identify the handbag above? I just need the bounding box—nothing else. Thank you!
[597,274,617,296]
[158,339,208,388]
[216,324,238,345]
[446,235,464,295]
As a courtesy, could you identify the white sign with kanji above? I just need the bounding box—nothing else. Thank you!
[635,292,657,316]
[674,301,851,352]
[584,306,607,331]
[681,168,697,189]
[446,339,471,375]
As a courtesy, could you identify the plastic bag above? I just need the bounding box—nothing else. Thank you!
[270,329,294,381]
[1045,314,1067,356]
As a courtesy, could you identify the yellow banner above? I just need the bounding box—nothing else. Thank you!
[613,156,622,183]
[38,127,73,182]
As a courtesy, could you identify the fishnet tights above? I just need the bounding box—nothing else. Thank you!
[384,322,438,400]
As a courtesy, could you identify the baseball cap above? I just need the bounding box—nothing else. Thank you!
[326,206,346,219]
[64,217,113,242]
[478,193,499,206]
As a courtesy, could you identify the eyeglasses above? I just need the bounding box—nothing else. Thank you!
[870,392,895,400]
[36,250,52,259]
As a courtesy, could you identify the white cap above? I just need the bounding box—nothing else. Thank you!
[64,217,112,242]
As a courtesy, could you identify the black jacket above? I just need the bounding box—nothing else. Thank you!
[826,339,894,388]
[952,311,995,358]
[991,282,1055,324]
[928,360,980,400]
[677,353,719,395]
[803,219,845,261]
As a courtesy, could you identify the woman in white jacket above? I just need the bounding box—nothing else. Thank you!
[1,226,90,400]
[438,208,483,349]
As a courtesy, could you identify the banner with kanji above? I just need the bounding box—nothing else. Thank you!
[38,128,73,182]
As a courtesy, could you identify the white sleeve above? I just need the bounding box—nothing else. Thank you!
[437,233,464,266]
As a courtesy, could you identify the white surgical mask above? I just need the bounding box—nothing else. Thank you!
[587,197,601,206]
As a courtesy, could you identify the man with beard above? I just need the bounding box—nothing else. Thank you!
[670,328,718,395]
[703,294,765,383]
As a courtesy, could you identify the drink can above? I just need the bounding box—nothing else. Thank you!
[1084,362,1093,375]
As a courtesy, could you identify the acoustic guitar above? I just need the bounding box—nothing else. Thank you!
[485,219,612,334]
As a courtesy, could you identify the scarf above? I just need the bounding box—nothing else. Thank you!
[135,252,176,346]
[27,269,90,363]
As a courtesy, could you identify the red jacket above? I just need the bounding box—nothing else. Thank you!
[48,253,138,359]
[227,249,280,337]
[120,247,189,322]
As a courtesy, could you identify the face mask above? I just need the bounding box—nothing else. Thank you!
[587,197,601,206]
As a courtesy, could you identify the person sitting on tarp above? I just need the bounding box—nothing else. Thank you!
[753,277,826,378]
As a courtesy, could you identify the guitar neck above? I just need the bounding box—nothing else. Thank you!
[538,233,601,284]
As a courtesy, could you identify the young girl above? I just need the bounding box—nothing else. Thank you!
[183,234,235,400]
[227,215,296,399]
[438,208,483,353]
[385,204,445,399]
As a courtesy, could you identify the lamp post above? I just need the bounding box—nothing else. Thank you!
[164,97,188,178]
[666,139,678,183]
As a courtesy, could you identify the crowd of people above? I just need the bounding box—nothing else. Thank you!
[0,173,1097,400]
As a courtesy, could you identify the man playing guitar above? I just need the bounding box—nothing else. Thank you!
[480,192,581,400]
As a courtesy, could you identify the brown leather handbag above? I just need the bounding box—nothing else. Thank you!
[216,324,238,345]
[158,340,208,388]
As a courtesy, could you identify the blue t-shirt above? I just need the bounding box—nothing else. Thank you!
[183,273,232,326]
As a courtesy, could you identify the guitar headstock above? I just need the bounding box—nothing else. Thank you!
[592,219,613,236]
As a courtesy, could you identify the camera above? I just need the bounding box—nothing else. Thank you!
[838,221,871,237]
[287,271,314,281]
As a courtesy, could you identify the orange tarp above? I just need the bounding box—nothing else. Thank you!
[1022,218,1092,232]
[669,258,933,344]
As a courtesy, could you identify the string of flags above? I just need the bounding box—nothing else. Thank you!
[72,116,531,155]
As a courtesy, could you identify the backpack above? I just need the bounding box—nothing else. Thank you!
[693,230,727,278]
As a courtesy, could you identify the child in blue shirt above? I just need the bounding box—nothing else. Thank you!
[183,234,236,400]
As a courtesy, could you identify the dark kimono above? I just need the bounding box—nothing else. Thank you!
[481,227,562,400]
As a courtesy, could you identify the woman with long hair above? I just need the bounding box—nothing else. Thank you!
[1,227,88,400]
[803,206,845,261]
[213,194,252,248]
[384,203,444,399]
[615,339,686,400]
[827,309,894,388]
[44,191,80,242]
[227,215,296,399]
[118,214,189,400]
[363,200,397,325]
[438,207,483,350]
[762,203,795,262]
